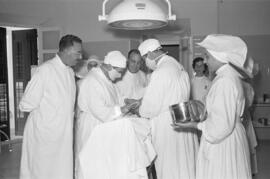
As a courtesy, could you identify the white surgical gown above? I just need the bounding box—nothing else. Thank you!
[79,117,156,179]
[139,55,199,179]
[116,70,148,103]
[75,67,122,178]
[19,55,76,179]
[197,64,252,179]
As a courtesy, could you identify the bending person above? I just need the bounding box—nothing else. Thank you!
[75,51,135,178]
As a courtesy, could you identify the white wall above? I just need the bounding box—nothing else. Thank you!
[1,0,270,41]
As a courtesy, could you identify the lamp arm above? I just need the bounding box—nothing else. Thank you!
[98,0,109,21]
[164,0,176,20]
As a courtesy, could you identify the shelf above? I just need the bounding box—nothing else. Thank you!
[252,121,270,128]
[253,103,270,107]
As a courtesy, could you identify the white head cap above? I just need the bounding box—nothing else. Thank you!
[104,51,127,68]
[197,34,247,68]
[87,55,101,65]
[138,39,162,56]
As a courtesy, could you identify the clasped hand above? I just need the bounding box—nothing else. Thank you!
[121,98,142,115]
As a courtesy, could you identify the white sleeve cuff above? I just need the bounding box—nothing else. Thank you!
[197,121,205,131]
[113,106,122,119]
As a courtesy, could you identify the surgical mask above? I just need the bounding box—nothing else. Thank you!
[145,57,157,70]
[145,52,167,70]
[108,68,122,82]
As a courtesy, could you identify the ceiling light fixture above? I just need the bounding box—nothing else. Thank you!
[98,0,176,30]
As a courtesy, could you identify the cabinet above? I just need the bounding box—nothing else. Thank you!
[252,103,270,140]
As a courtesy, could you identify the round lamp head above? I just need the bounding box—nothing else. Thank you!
[107,0,168,30]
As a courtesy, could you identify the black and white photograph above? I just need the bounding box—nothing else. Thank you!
[0,0,270,179]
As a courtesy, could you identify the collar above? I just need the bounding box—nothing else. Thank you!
[97,67,113,84]
[215,64,242,78]
[156,54,167,67]
[127,70,140,76]
[55,54,68,69]
[194,76,206,79]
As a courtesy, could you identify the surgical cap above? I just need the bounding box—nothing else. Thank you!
[197,34,247,69]
[138,39,162,56]
[104,51,127,68]
[87,55,101,65]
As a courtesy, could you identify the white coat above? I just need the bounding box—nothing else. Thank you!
[139,55,199,179]
[242,81,258,174]
[75,67,122,178]
[116,70,148,103]
[197,64,252,179]
[191,75,212,104]
[19,55,76,179]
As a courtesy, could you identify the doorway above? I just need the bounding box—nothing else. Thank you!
[0,27,10,141]
[162,44,179,62]
[12,29,38,135]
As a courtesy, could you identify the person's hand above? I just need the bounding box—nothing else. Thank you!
[121,101,141,115]
[171,121,198,129]
[130,105,141,116]
[189,100,206,122]
[121,105,130,114]
[124,98,136,105]
[125,98,141,109]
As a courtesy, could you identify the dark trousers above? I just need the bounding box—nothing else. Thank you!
[147,163,157,179]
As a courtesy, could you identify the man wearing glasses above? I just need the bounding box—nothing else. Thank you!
[75,51,137,178]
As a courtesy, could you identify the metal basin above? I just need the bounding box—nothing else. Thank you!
[169,100,205,124]
[169,102,191,124]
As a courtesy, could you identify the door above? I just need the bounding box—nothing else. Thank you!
[38,27,61,64]
[162,44,179,61]
[12,29,37,135]
[0,27,10,141]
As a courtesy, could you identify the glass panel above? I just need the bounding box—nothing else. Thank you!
[43,53,55,62]
[0,27,10,140]
[14,42,23,79]
[15,82,24,119]
[42,31,60,50]
[0,83,8,123]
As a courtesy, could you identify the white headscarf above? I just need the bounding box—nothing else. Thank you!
[197,34,248,69]
[104,51,127,68]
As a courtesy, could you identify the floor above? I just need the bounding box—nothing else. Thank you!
[0,139,270,179]
[0,139,22,179]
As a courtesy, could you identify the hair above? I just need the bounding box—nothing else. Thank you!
[192,57,204,69]
[204,63,209,76]
[59,34,82,52]
[128,49,141,59]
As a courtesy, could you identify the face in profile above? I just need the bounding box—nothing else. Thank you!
[128,53,142,73]
[108,66,126,83]
[66,42,82,67]
[204,51,220,73]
